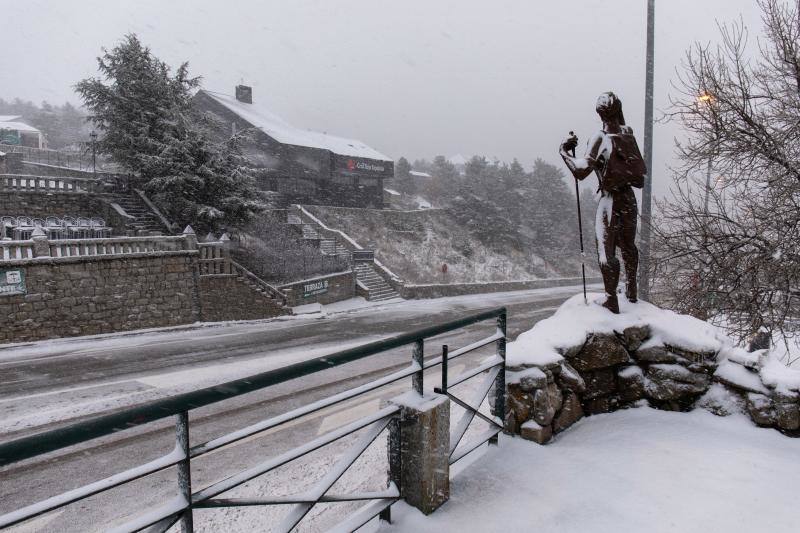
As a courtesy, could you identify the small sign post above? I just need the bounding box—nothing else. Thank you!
[0,268,26,296]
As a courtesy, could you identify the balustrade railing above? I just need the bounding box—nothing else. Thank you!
[0,232,195,262]
[0,240,35,261]
[0,174,105,193]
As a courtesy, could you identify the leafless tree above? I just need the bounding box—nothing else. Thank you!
[652,0,800,359]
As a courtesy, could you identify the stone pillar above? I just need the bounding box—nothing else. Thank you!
[31,227,50,258]
[389,392,450,515]
[219,233,232,274]
[182,225,198,250]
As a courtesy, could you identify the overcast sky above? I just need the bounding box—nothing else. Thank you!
[2,0,766,197]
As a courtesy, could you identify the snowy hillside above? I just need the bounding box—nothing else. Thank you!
[303,205,587,284]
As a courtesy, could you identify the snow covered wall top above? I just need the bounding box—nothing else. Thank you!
[200,90,392,162]
[507,293,729,367]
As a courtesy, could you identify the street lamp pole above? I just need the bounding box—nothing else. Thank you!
[639,0,655,301]
[90,130,97,174]
[703,156,712,213]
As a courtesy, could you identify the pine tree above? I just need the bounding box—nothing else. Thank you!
[75,34,263,231]
[394,156,415,195]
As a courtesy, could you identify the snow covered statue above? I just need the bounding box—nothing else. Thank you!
[559,92,646,314]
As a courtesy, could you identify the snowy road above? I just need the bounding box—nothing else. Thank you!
[0,285,595,532]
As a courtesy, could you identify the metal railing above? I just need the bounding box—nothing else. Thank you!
[0,307,507,532]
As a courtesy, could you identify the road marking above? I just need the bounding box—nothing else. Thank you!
[316,399,381,435]
[0,378,140,404]
[5,509,64,532]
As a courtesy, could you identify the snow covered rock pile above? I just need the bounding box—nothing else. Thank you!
[500,294,800,444]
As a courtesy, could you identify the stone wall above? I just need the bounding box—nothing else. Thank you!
[1,236,292,343]
[0,253,197,343]
[199,274,290,322]
[279,270,355,307]
[503,326,799,443]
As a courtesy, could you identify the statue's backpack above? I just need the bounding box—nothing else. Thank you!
[602,132,646,191]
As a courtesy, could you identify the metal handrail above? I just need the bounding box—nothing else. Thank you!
[0,307,507,532]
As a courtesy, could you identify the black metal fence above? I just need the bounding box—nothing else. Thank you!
[0,307,507,532]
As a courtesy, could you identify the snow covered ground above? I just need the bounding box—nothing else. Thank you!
[383,407,800,533]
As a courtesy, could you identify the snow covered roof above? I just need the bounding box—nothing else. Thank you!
[200,90,391,162]
[409,170,432,178]
[0,115,22,122]
[448,154,468,166]
[0,120,41,133]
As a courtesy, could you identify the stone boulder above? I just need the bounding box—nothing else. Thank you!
[746,393,776,427]
[774,394,800,431]
[633,345,682,364]
[533,388,556,425]
[581,368,617,399]
[520,420,552,444]
[618,365,645,403]
[622,325,651,352]
[556,362,586,394]
[645,364,710,402]
[553,391,584,433]
[567,333,631,371]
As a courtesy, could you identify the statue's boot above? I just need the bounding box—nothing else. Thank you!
[602,293,620,314]
[600,257,621,314]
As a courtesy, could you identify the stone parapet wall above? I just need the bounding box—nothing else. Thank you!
[279,270,355,307]
[1,234,292,344]
[0,253,197,343]
[199,274,290,322]
[502,324,799,444]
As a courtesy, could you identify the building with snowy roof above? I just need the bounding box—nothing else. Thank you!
[193,86,393,208]
[0,116,45,148]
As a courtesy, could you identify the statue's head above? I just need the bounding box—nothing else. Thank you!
[595,92,626,125]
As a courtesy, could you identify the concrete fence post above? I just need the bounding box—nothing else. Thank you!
[31,227,50,258]
[219,233,232,274]
[389,392,450,515]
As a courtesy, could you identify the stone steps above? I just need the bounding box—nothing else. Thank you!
[354,263,399,301]
[102,193,167,234]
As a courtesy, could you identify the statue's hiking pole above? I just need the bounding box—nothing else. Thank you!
[567,131,588,305]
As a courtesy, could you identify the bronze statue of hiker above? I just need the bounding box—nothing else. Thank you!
[559,92,647,314]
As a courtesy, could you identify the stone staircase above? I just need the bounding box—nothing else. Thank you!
[287,206,402,301]
[102,193,168,234]
[354,262,400,301]
[230,260,291,314]
[320,238,349,258]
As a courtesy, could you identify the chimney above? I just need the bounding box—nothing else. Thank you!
[235,85,252,104]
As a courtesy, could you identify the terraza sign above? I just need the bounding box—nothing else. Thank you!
[0,268,26,296]
[303,279,329,298]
